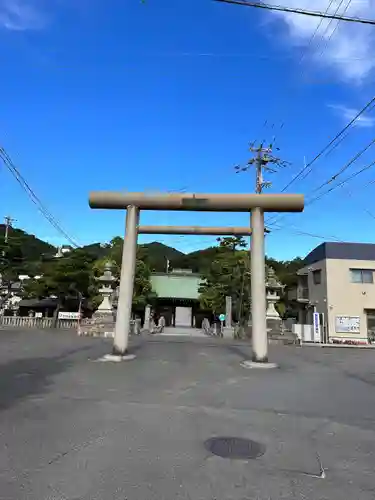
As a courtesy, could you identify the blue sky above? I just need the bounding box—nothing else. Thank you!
[1,0,375,260]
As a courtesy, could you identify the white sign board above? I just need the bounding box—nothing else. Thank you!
[335,315,360,334]
[58,312,80,320]
[35,312,43,318]
[313,312,321,342]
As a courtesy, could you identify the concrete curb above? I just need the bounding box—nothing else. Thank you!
[302,343,375,350]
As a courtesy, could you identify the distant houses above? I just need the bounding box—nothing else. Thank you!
[54,245,72,258]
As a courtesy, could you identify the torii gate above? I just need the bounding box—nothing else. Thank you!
[89,192,304,365]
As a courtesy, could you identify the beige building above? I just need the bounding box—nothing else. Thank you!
[294,242,375,344]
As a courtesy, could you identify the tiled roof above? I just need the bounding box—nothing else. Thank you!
[151,273,201,300]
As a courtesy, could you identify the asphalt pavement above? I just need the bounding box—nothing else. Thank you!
[1,329,375,499]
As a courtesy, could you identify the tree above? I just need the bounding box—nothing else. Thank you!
[265,256,304,289]
[216,236,248,252]
[92,237,156,309]
[0,236,25,282]
[0,225,55,278]
[265,256,304,318]
[23,249,99,311]
[199,239,251,322]
[133,258,157,309]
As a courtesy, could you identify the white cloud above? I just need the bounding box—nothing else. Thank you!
[328,103,375,126]
[0,0,46,30]
[267,0,375,82]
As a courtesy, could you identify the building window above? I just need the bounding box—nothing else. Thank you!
[350,269,374,284]
[312,269,321,285]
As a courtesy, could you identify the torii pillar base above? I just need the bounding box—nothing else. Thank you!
[241,360,278,370]
[98,353,136,363]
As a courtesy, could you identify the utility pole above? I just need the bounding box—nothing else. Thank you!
[235,141,288,193]
[2,215,16,260]
[253,145,273,194]
[1,216,16,298]
[235,142,288,363]
[4,215,16,244]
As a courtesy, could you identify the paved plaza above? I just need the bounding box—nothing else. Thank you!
[1,329,375,499]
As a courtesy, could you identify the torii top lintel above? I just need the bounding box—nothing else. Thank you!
[89,192,304,213]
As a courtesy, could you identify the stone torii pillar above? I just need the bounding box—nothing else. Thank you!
[113,205,139,357]
[250,207,267,362]
[89,192,304,364]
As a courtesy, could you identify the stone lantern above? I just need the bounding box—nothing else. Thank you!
[94,262,116,316]
[266,267,284,334]
[79,262,116,337]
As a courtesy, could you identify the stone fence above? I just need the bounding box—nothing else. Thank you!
[0,315,79,330]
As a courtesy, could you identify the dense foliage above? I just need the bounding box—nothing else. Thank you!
[22,248,99,311]
[93,237,156,309]
[0,225,55,281]
[0,227,304,317]
[198,238,251,322]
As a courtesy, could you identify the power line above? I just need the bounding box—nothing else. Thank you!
[255,0,354,180]
[0,148,80,248]
[214,0,375,26]
[319,0,347,38]
[262,0,337,147]
[155,226,341,254]
[307,136,375,198]
[297,0,336,67]
[219,0,374,201]
[158,220,344,248]
[297,107,375,186]
[268,155,375,229]
[321,129,352,159]
[344,182,375,221]
[306,158,375,207]
[268,156,375,225]
[131,51,375,63]
[268,143,375,229]
[279,96,375,193]
[317,0,353,60]
[267,223,344,242]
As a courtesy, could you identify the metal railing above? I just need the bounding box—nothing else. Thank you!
[0,316,79,329]
[287,286,309,301]
[297,287,309,300]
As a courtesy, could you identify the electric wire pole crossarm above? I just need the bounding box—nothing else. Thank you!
[234,142,287,194]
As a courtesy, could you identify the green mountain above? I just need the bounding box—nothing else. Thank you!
[81,242,109,260]
[139,242,185,272]
[0,225,56,261]
[1,225,302,292]
[0,225,57,279]
[81,240,227,274]
[171,246,223,273]
[82,241,185,272]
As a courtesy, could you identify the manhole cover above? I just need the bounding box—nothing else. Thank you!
[204,437,265,460]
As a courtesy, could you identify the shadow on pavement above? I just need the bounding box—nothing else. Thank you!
[224,344,251,361]
[0,345,93,412]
